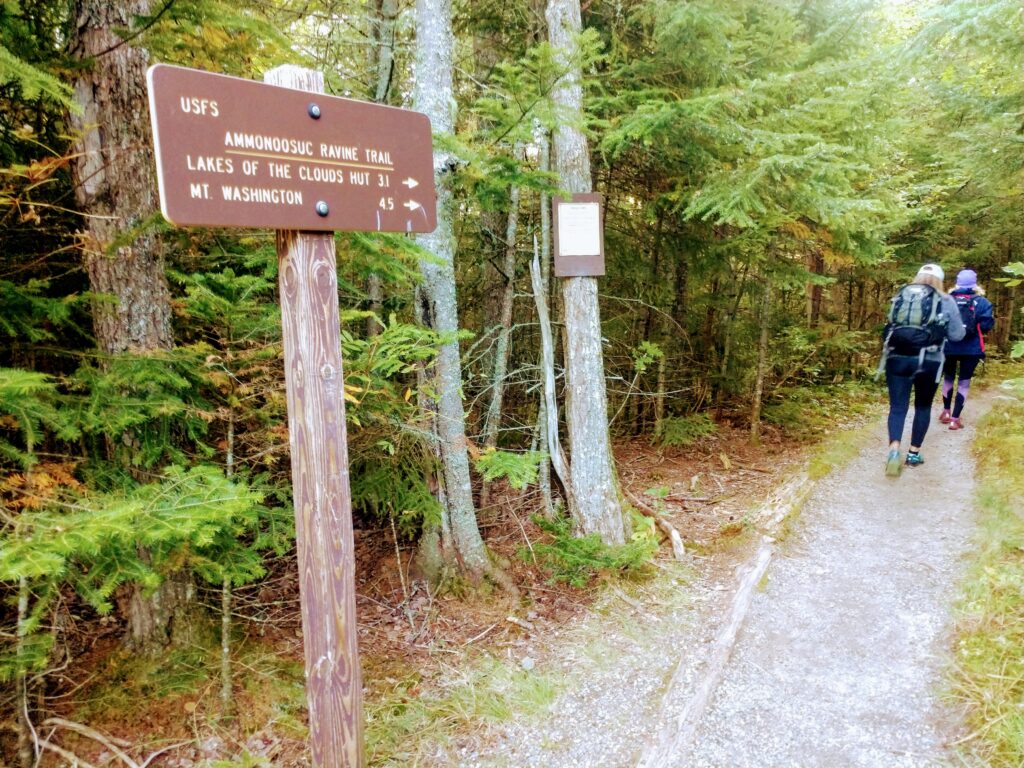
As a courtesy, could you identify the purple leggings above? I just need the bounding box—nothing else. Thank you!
[942,355,981,417]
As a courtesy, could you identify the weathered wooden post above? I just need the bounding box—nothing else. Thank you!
[264,65,363,768]
[147,62,436,767]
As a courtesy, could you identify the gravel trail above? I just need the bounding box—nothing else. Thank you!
[456,401,983,768]
[674,401,984,768]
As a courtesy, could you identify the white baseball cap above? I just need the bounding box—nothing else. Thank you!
[916,263,944,281]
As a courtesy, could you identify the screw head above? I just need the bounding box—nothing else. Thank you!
[315,201,329,217]
[308,103,322,119]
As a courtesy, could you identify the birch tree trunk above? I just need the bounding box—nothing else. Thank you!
[414,0,489,577]
[16,578,31,768]
[69,0,190,652]
[546,0,626,545]
[534,124,554,517]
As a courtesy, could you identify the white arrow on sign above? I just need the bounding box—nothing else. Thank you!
[403,200,421,211]
[402,178,419,189]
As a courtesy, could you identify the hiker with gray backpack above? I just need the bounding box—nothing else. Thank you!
[879,263,965,477]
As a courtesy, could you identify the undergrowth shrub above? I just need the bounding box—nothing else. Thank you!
[524,514,657,587]
[948,383,1024,767]
[473,448,546,489]
[763,381,880,440]
[657,413,717,447]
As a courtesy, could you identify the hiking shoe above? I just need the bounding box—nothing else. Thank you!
[905,452,925,467]
[949,417,964,431]
[885,449,902,477]
[938,409,952,424]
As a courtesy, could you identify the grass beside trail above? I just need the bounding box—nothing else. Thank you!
[949,369,1024,766]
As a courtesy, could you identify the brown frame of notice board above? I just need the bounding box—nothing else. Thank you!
[553,193,605,277]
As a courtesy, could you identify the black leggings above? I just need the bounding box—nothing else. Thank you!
[942,355,982,417]
[886,356,940,445]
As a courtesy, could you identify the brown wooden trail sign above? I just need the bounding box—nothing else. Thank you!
[147,63,436,233]
[146,62,440,768]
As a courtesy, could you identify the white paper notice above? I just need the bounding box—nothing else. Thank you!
[557,202,601,256]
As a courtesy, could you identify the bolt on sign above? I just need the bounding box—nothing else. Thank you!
[552,193,605,277]
[146,63,436,232]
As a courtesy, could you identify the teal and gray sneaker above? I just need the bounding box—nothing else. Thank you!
[905,452,925,467]
[885,449,902,477]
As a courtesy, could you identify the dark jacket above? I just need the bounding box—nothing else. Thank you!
[944,287,995,357]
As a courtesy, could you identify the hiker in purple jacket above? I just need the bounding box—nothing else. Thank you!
[939,269,995,430]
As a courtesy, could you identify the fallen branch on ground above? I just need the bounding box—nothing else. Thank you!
[624,489,687,561]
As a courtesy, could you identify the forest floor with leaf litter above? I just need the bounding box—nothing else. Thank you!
[34,414,853,767]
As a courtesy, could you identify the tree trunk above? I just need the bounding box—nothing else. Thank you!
[479,173,521,510]
[69,0,188,653]
[806,249,824,327]
[534,124,555,517]
[414,0,489,577]
[69,0,172,356]
[220,413,235,715]
[532,252,575,514]
[653,353,667,439]
[750,278,772,445]
[547,0,626,545]
[16,578,31,768]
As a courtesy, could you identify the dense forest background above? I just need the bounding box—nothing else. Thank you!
[1,0,1022,765]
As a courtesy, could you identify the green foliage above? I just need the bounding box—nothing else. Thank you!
[949,387,1024,766]
[67,351,214,472]
[474,449,546,490]
[0,367,78,465]
[631,340,663,374]
[658,413,717,448]
[0,41,73,107]
[138,0,293,75]
[763,381,880,440]
[0,279,76,342]
[526,514,657,588]
[0,464,285,682]
[997,263,1024,359]
[350,454,441,539]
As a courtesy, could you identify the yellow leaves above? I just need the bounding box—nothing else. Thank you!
[0,461,81,511]
[822,246,854,268]
[781,219,812,240]
[343,384,363,404]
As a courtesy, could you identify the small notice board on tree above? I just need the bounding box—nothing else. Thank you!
[553,193,605,277]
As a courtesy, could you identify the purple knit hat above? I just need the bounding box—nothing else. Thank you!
[956,269,978,289]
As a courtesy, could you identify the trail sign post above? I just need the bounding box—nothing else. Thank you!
[147,62,438,768]
[147,63,436,233]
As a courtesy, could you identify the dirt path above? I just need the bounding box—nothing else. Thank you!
[650,398,988,768]
[455,399,986,768]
